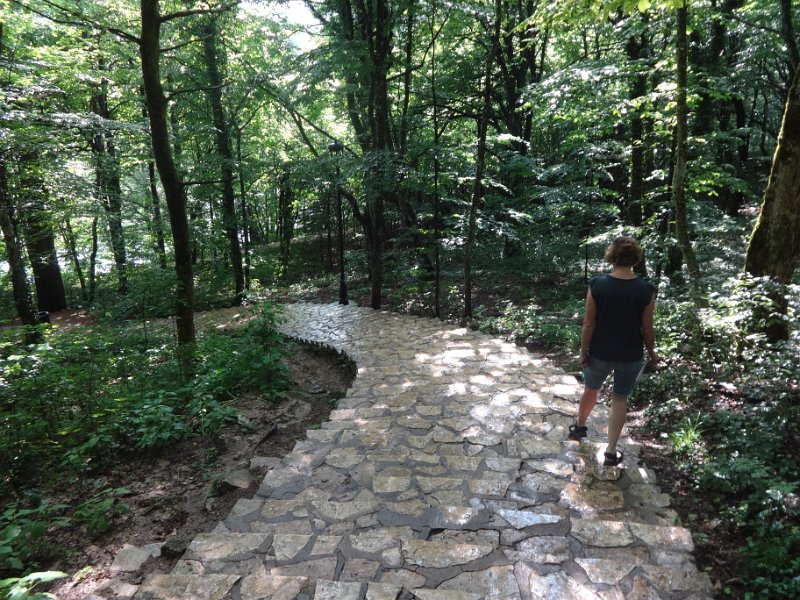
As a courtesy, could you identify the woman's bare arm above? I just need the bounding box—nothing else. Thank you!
[579,288,596,368]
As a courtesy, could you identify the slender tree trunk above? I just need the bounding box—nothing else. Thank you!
[101,140,128,295]
[464,0,501,320]
[691,0,746,216]
[235,127,251,288]
[91,61,128,295]
[202,19,244,303]
[672,3,704,304]
[147,161,168,268]
[0,161,39,336]
[395,1,417,230]
[366,0,391,310]
[495,0,544,256]
[61,218,88,302]
[325,191,333,270]
[278,169,294,278]
[364,200,385,309]
[88,214,99,302]
[431,1,442,319]
[141,86,168,269]
[744,63,800,340]
[626,17,649,226]
[140,0,196,377]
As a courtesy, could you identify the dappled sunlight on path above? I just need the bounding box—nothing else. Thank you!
[104,302,712,599]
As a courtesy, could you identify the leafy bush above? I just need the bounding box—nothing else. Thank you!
[0,570,66,600]
[737,524,800,599]
[91,267,177,320]
[0,302,289,499]
[0,502,68,575]
[480,301,582,351]
[634,276,800,597]
[72,488,130,536]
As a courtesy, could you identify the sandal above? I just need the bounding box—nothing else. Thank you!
[568,423,588,440]
[603,450,624,467]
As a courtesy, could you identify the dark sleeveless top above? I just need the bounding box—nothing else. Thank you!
[588,274,655,361]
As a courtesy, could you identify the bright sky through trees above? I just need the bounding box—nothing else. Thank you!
[240,0,317,50]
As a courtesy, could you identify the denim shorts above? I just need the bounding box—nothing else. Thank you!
[583,356,644,396]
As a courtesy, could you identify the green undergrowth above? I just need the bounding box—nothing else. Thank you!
[0,302,289,581]
[631,276,800,599]
[466,268,800,598]
[479,296,584,353]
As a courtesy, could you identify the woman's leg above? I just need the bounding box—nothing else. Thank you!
[576,387,600,426]
[606,392,628,453]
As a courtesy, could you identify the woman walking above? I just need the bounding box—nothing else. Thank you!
[568,237,660,466]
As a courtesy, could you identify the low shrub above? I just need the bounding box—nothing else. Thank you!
[0,302,290,500]
[480,300,582,351]
[633,276,800,597]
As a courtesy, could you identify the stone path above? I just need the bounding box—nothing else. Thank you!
[120,303,713,600]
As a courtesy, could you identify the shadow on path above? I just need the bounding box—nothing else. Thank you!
[107,303,713,600]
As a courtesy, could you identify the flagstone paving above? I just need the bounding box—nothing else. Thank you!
[115,303,713,600]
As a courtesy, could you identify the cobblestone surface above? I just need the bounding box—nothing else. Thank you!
[115,303,712,600]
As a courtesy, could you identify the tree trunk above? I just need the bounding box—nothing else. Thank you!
[278,168,294,278]
[61,217,88,302]
[90,61,128,295]
[691,0,745,216]
[140,0,196,377]
[464,0,501,320]
[364,199,385,309]
[431,0,442,319]
[235,127,251,288]
[495,0,546,255]
[333,0,392,309]
[140,85,169,269]
[0,26,39,337]
[148,161,168,268]
[22,190,66,313]
[672,3,704,304]
[626,16,649,226]
[0,161,39,335]
[744,63,800,340]
[780,0,799,75]
[202,19,244,304]
[88,214,99,302]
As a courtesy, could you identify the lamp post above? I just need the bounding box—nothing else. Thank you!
[328,140,348,305]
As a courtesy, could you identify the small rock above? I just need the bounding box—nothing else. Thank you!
[142,542,164,558]
[110,544,152,573]
[221,469,255,490]
[161,537,190,559]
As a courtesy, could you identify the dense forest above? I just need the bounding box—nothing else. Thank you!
[1,0,798,598]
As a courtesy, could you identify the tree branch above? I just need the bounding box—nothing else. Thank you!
[10,0,141,43]
[166,84,223,102]
[183,178,224,187]
[160,3,237,24]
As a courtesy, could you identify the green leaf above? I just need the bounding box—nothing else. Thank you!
[637,0,651,12]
